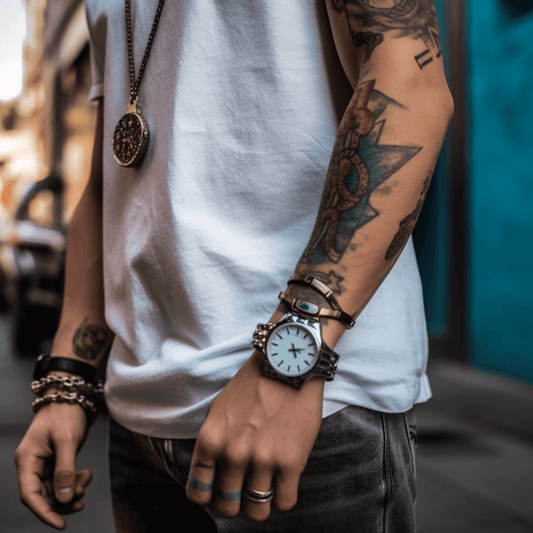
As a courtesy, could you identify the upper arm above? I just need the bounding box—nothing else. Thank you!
[325,0,448,91]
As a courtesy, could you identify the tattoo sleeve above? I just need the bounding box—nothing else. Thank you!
[385,169,432,260]
[300,79,421,267]
[331,0,442,68]
[286,0,451,331]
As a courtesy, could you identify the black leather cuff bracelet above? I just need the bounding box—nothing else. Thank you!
[33,354,98,385]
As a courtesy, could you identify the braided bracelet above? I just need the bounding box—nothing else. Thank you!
[32,391,98,426]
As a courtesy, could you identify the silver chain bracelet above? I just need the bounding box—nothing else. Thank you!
[31,374,104,398]
[30,374,104,426]
[32,390,98,426]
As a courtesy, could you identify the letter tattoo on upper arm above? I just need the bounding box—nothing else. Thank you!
[331,0,442,67]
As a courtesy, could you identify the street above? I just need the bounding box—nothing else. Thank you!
[1,314,533,532]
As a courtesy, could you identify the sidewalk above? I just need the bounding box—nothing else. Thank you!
[415,356,533,532]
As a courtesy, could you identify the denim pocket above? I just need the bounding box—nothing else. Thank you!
[146,436,183,484]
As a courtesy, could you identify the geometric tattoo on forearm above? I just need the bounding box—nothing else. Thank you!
[72,318,109,361]
[301,79,422,266]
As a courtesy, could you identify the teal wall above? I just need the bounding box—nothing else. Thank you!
[468,0,533,383]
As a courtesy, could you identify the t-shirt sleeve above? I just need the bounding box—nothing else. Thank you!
[85,0,106,101]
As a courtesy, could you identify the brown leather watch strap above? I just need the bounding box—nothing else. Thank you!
[286,274,356,329]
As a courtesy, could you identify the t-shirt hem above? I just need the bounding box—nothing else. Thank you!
[105,374,432,440]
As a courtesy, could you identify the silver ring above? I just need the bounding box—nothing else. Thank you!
[243,486,274,503]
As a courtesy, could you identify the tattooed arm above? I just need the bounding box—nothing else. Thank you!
[51,98,113,368]
[288,0,454,347]
[186,1,453,523]
[15,99,112,530]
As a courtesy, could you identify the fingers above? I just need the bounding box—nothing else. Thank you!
[212,457,246,519]
[53,439,79,504]
[45,470,92,514]
[75,469,93,497]
[15,402,92,530]
[185,438,216,508]
[242,465,274,523]
[271,467,300,513]
[186,443,299,523]
[19,469,92,530]
[15,451,66,529]
[186,436,248,519]
[15,440,93,530]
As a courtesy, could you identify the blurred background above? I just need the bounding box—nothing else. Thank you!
[0,0,532,532]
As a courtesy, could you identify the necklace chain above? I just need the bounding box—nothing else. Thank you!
[125,0,166,105]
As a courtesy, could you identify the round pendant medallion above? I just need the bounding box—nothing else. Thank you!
[112,112,150,167]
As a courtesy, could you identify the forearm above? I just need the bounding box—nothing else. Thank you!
[288,74,453,348]
[279,0,453,349]
[51,100,113,369]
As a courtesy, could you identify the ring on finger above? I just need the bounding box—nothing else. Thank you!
[243,486,274,503]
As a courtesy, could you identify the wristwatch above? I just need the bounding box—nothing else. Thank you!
[252,312,340,389]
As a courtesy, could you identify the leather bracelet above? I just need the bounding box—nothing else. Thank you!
[33,354,98,384]
[286,274,356,329]
[278,291,355,329]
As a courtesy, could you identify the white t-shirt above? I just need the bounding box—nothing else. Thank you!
[86,0,431,438]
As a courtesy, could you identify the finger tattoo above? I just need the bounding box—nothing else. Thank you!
[188,474,213,492]
[217,488,242,501]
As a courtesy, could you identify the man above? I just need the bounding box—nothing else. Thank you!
[15,0,453,531]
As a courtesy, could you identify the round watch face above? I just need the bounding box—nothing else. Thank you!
[266,322,320,377]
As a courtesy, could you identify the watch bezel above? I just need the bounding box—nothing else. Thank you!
[264,314,322,378]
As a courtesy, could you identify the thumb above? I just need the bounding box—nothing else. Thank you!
[53,440,78,504]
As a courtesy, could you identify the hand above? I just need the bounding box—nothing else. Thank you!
[185,350,324,523]
[14,400,93,530]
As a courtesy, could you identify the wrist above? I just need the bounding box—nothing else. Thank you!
[276,285,347,350]
[249,350,326,396]
[33,354,99,384]
[318,319,346,350]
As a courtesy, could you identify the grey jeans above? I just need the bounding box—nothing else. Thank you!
[109,405,417,532]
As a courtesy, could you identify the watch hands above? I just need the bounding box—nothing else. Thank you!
[288,344,303,358]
